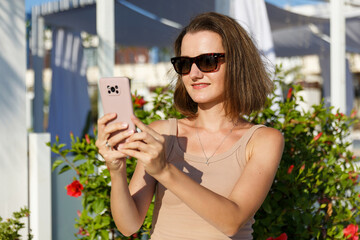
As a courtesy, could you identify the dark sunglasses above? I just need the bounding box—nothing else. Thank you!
[171,53,225,75]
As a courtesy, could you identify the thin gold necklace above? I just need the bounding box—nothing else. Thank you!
[195,120,237,165]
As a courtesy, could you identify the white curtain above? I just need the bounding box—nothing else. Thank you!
[216,0,282,103]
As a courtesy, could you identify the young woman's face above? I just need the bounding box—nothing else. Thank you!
[180,30,226,106]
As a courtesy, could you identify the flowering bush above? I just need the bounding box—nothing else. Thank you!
[49,68,360,239]
[0,207,33,240]
[250,66,360,239]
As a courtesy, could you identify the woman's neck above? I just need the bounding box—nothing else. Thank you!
[195,105,241,132]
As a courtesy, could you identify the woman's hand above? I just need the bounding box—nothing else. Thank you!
[96,113,135,173]
[120,116,167,177]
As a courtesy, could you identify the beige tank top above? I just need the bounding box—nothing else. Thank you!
[150,119,265,240]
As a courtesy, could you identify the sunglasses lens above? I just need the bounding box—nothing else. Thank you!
[173,58,191,74]
[197,55,218,72]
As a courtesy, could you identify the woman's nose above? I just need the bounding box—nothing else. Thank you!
[189,63,203,80]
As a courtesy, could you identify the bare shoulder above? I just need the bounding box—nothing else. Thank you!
[252,127,284,144]
[248,126,284,163]
[148,119,172,135]
[176,118,195,135]
[149,118,193,136]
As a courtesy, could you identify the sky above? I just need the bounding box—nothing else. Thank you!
[25,0,320,13]
[26,0,52,12]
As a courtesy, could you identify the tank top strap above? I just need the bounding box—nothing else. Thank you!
[236,125,266,167]
[164,118,177,160]
[168,118,178,136]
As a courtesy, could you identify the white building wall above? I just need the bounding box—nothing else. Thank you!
[0,0,28,228]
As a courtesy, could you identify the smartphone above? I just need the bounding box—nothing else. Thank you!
[99,77,136,133]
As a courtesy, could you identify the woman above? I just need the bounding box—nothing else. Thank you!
[96,12,284,239]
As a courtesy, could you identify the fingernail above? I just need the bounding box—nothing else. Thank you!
[127,129,134,134]
[121,123,128,127]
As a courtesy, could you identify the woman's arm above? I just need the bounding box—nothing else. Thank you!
[121,119,284,236]
[109,160,156,236]
[96,114,157,236]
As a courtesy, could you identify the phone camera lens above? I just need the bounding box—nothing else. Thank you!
[108,90,111,94]
[111,87,115,92]
[115,85,118,89]
[107,85,110,89]
[116,90,119,94]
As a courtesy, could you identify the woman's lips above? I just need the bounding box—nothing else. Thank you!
[192,83,210,89]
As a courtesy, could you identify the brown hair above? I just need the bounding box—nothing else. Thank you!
[173,12,274,119]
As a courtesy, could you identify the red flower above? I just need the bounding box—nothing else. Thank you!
[85,134,90,144]
[351,110,357,118]
[325,140,333,145]
[77,210,81,217]
[344,224,359,240]
[335,112,344,118]
[70,131,74,141]
[300,164,305,171]
[133,95,147,108]
[287,165,294,174]
[286,88,293,100]
[313,132,323,141]
[66,180,84,197]
[77,227,90,236]
[267,233,288,240]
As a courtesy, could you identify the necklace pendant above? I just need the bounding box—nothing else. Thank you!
[195,120,237,166]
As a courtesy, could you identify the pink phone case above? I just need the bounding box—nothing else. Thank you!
[99,77,136,131]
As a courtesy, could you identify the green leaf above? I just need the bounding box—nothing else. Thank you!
[89,231,96,240]
[100,230,109,240]
[73,154,85,162]
[58,143,66,149]
[52,160,64,171]
[51,148,59,154]
[334,229,345,239]
[262,201,272,214]
[320,204,327,209]
[92,199,105,214]
[58,165,71,174]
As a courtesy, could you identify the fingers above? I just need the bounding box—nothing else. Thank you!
[97,113,116,139]
[125,131,156,145]
[120,145,167,177]
[131,116,164,142]
[96,113,117,148]
[107,129,135,149]
[121,132,164,161]
[104,122,130,138]
[99,150,127,171]
[120,148,145,161]
[98,146,127,162]
[96,113,133,150]
[122,139,148,152]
